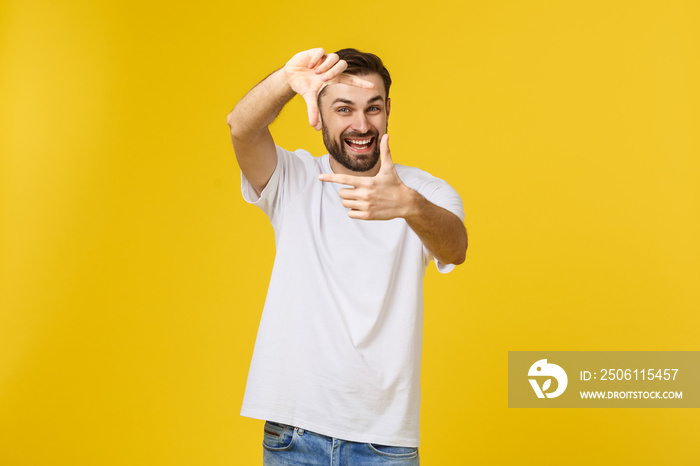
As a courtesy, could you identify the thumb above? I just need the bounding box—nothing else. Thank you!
[301,92,319,128]
[379,134,394,173]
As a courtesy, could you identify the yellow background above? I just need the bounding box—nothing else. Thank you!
[1,0,698,464]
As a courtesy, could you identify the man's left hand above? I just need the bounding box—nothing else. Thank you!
[318,135,416,221]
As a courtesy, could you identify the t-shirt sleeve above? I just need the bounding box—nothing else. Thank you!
[240,145,314,228]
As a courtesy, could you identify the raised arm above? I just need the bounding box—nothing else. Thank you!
[226,48,375,195]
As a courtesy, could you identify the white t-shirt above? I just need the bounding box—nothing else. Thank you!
[240,146,464,447]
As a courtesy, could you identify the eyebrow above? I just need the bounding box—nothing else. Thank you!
[331,95,385,107]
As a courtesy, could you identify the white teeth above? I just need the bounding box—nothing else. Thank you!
[347,138,371,145]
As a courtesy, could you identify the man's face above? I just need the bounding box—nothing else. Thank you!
[319,73,390,174]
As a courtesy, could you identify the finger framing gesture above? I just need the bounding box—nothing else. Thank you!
[283,48,376,130]
[319,135,415,220]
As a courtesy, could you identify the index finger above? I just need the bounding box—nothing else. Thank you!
[335,73,376,89]
[318,173,364,186]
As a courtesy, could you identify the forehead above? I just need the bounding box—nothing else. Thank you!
[321,73,387,106]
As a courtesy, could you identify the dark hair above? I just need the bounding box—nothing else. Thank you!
[334,48,392,98]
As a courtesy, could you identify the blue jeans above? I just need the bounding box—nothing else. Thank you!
[262,421,420,465]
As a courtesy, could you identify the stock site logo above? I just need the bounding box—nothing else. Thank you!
[528,359,568,398]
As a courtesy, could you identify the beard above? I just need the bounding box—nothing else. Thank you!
[322,124,381,173]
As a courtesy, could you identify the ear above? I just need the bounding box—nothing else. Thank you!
[386,97,391,118]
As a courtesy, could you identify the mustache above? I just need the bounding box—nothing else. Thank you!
[341,130,378,139]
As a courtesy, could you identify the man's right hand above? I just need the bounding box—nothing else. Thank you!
[227,48,376,195]
[283,48,375,131]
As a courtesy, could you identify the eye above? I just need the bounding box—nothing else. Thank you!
[368,106,381,112]
[337,107,350,114]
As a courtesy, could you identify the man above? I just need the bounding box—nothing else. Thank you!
[227,47,467,465]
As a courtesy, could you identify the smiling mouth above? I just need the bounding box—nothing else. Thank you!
[344,137,375,153]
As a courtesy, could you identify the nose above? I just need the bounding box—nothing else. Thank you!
[350,113,371,134]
